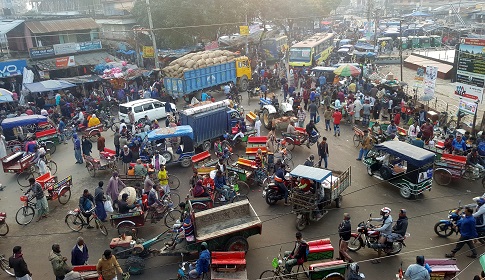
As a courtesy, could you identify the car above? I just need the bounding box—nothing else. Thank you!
[118,98,177,123]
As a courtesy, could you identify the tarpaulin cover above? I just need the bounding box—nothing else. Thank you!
[147,125,194,140]
[23,80,76,92]
[1,115,47,129]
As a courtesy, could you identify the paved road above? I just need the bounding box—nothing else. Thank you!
[0,91,484,280]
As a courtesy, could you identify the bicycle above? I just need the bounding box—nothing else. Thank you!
[17,158,57,188]
[15,194,36,225]
[65,207,108,236]
[258,248,309,279]
[0,254,14,276]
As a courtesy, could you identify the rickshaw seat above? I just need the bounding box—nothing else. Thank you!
[72,265,97,272]
[36,128,57,139]
[246,111,257,123]
[307,239,334,254]
[246,147,267,154]
[441,154,467,165]
[309,260,345,270]
[211,251,246,265]
[192,151,211,163]
[425,259,460,273]
[247,136,267,144]
[109,236,133,248]
[35,173,55,189]
[237,158,256,169]
[295,127,306,134]
[435,140,445,149]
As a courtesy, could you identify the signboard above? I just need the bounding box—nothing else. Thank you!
[55,56,75,68]
[53,42,78,55]
[0,60,27,77]
[29,46,55,59]
[454,82,484,102]
[78,40,102,52]
[142,46,154,58]
[422,66,438,100]
[458,99,478,115]
[239,25,249,36]
[414,67,424,81]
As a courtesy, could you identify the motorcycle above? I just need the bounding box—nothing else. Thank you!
[263,174,294,205]
[348,215,407,255]
[434,200,485,241]
[0,211,8,236]
[282,130,320,151]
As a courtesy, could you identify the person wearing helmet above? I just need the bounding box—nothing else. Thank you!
[284,232,308,274]
[189,242,210,278]
[404,256,430,280]
[347,263,364,280]
[473,197,485,228]
[304,155,315,167]
[369,207,393,263]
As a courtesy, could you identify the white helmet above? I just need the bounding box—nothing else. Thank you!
[284,173,291,181]
[380,207,391,216]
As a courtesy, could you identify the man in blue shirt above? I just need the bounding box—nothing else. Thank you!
[446,207,478,258]
[189,242,210,278]
[386,120,397,136]
[214,170,232,202]
[452,134,467,154]
[318,75,326,87]
[58,118,67,144]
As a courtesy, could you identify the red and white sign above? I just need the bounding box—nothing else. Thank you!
[455,82,484,103]
[55,56,75,68]
[463,38,485,47]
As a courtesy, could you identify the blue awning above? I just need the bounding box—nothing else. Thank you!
[0,88,13,103]
[147,125,194,140]
[374,141,435,166]
[1,115,47,129]
[290,165,333,182]
[23,80,77,93]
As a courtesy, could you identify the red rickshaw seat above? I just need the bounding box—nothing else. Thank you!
[192,151,211,163]
[307,239,334,254]
[211,251,246,265]
[36,128,57,138]
[247,136,267,144]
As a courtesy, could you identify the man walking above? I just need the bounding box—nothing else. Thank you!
[317,137,329,169]
[9,246,32,280]
[356,130,373,161]
[72,133,83,164]
[297,107,306,128]
[323,107,332,131]
[27,177,49,221]
[332,109,342,137]
[97,133,105,154]
[446,207,478,258]
[338,213,353,263]
[49,244,71,280]
[308,101,318,124]
[71,237,89,266]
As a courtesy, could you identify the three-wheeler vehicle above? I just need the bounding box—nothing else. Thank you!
[146,125,195,168]
[364,141,435,199]
[434,153,485,188]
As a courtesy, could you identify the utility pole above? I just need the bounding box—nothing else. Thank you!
[245,13,249,55]
[145,0,158,68]
[399,19,403,81]
[374,9,379,50]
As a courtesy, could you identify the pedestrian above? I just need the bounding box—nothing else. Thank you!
[254,116,262,136]
[94,181,108,221]
[151,150,166,173]
[81,136,92,156]
[308,101,318,123]
[157,164,170,195]
[57,118,67,145]
[323,107,332,131]
[9,246,32,280]
[332,109,342,137]
[373,99,381,120]
[446,207,478,258]
[303,89,309,110]
[71,237,89,266]
[27,177,49,221]
[266,132,277,154]
[362,100,371,127]
[72,133,83,164]
[107,172,126,203]
[120,145,133,174]
[97,132,105,153]
[317,137,329,169]
[49,244,71,280]
[297,107,306,127]
[404,256,430,280]
[353,98,363,124]
[113,130,121,157]
[356,130,373,161]
[96,250,124,280]
[338,213,353,263]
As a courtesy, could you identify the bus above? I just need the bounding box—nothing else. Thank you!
[289,33,335,67]
[261,35,288,61]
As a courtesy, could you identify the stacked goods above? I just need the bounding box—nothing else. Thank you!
[162,50,237,78]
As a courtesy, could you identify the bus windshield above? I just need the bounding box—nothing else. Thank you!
[290,47,311,62]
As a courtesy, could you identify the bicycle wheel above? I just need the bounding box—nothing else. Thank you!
[168,192,180,205]
[65,213,84,232]
[45,141,56,155]
[95,218,108,236]
[0,222,9,236]
[169,175,180,190]
[234,181,250,196]
[0,257,15,276]
[47,161,58,175]
[259,269,282,280]
[58,187,71,205]
[164,209,182,228]
[15,206,35,225]
[17,171,35,188]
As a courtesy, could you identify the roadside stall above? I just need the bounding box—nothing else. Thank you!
[23,80,77,109]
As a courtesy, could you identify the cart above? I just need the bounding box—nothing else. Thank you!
[83,149,118,177]
[397,258,459,280]
[289,165,351,231]
[434,153,485,187]
[211,251,248,280]
[1,152,40,187]
[35,173,72,204]
[72,265,99,280]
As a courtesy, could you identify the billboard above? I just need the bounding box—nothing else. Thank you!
[456,38,485,102]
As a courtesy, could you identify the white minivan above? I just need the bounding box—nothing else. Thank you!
[118,99,177,123]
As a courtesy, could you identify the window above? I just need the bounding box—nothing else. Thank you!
[134,106,143,113]
[153,102,163,109]
[142,103,154,111]
[289,47,311,62]
[119,106,129,114]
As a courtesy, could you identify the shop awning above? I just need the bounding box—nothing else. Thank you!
[24,80,76,93]
[26,18,99,34]
[34,52,118,71]
[59,74,102,84]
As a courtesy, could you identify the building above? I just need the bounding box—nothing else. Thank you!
[95,18,136,41]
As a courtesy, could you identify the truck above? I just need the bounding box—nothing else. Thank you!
[163,56,252,98]
[179,100,241,151]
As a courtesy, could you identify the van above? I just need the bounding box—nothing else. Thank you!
[118,98,177,123]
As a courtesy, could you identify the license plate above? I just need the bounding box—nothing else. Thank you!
[262,190,266,198]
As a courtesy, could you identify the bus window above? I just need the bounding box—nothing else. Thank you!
[290,47,311,62]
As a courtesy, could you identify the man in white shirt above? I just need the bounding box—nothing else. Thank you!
[408,120,421,137]
[254,117,262,136]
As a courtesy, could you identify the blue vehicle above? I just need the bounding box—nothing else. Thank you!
[261,35,288,61]
[146,125,195,168]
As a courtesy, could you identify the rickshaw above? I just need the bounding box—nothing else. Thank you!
[289,165,351,231]
[146,126,195,168]
[433,153,485,187]
[1,115,57,153]
[364,141,435,199]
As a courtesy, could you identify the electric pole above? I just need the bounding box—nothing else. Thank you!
[145,0,158,68]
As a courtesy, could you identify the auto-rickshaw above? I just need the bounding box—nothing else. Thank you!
[419,36,431,48]
[146,125,195,168]
[430,35,442,47]
[363,141,435,199]
[1,115,58,153]
[408,36,420,48]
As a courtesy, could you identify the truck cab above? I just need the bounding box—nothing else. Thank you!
[235,56,252,92]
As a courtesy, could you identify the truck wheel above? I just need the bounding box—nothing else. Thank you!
[262,109,273,129]
[202,141,211,152]
[125,256,145,275]
[239,77,249,92]
[225,236,249,252]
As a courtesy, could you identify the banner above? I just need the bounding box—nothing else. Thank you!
[454,82,484,103]
[53,42,78,55]
[78,41,102,52]
[142,46,154,58]
[458,99,478,115]
[55,56,75,68]
[422,66,438,101]
[29,46,55,59]
[414,67,424,81]
[239,26,249,36]
[0,60,26,77]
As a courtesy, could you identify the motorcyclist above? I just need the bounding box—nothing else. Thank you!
[472,197,485,229]
[369,207,393,263]
[467,148,485,174]
[274,164,289,206]
[305,120,319,148]
[304,155,315,167]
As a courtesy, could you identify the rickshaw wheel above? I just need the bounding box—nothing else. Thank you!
[17,171,35,188]
[168,175,180,190]
[117,223,138,236]
[225,236,249,252]
[58,188,71,205]
[259,270,283,280]
[234,181,250,196]
[180,157,192,168]
[164,209,182,228]
[161,151,172,163]
[434,169,452,186]
[47,161,58,175]
[323,273,345,280]
[353,134,362,147]
[86,162,96,177]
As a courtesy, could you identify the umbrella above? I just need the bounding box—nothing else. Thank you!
[334,64,361,77]
[118,187,137,205]
[0,88,13,103]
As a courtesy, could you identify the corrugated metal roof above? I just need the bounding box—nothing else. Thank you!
[34,51,118,71]
[0,20,24,35]
[26,18,99,34]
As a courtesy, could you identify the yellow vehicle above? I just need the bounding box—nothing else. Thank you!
[289,33,335,67]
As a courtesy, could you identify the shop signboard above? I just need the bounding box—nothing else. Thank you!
[458,98,478,115]
[78,40,102,52]
[142,46,154,58]
[0,60,27,77]
[55,56,75,68]
[239,26,249,36]
[422,66,438,101]
[456,38,485,102]
[53,42,78,55]
[454,82,484,102]
[29,46,55,59]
